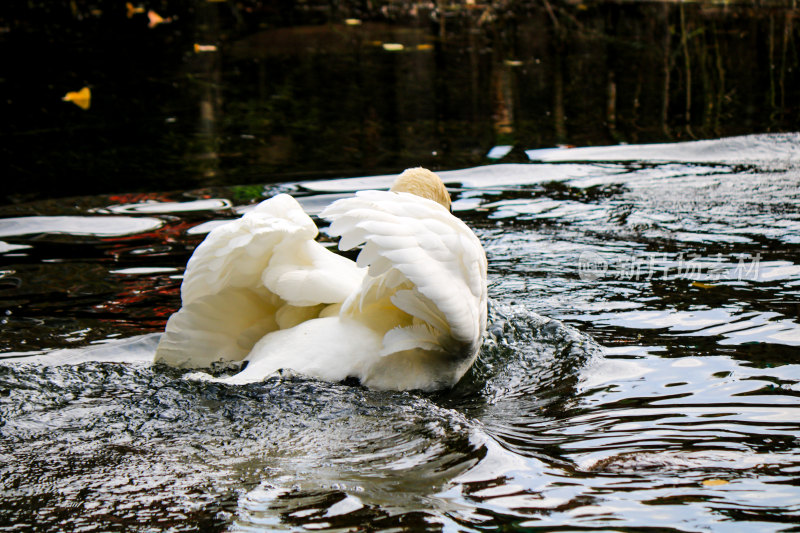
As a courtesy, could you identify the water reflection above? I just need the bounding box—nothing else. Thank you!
[0,216,164,238]
[96,199,233,215]
[3,2,799,203]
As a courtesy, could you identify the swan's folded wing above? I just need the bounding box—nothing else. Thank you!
[179,194,317,304]
[155,194,363,368]
[322,190,488,358]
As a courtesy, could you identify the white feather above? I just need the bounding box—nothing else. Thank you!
[380,324,444,356]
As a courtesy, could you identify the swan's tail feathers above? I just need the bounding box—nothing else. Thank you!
[157,194,364,368]
[322,190,488,361]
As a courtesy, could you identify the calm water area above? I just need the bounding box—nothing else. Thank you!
[1,1,800,531]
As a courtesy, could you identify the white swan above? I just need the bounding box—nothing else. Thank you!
[154,168,487,391]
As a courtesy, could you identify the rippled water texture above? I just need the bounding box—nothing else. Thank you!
[2,134,800,531]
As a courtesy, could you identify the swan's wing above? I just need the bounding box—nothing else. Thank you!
[322,190,487,360]
[155,194,363,368]
[180,194,329,304]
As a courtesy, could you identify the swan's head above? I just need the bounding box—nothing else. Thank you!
[390,167,451,211]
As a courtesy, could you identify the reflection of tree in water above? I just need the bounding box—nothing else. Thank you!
[207,1,799,176]
[2,1,798,202]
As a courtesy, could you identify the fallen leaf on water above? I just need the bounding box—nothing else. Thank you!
[416,43,434,51]
[126,2,144,18]
[382,43,404,52]
[62,86,91,110]
[147,10,171,28]
[691,281,716,289]
[345,18,362,26]
[194,43,218,53]
[702,479,729,487]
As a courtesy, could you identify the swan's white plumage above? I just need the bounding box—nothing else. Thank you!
[156,195,364,368]
[155,169,487,391]
[326,190,486,348]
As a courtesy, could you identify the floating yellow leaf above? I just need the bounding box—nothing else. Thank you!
[382,43,404,52]
[504,59,524,67]
[126,2,144,18]
[345,18,362,26]
[702,479,729,487]
[691,281,716,289]
[416,43,434,51]
[147,10,170,28]
[194,43,218,53]
[62,86,91,110]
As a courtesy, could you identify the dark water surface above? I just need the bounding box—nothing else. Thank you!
[1,134,799,531]
[3,0,799,203]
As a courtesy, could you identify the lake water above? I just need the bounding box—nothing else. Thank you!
[1,133,799,531]
[2,1,800,531]
[3,0,799,202]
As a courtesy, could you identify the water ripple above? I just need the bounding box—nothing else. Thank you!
[2,134,800,530]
